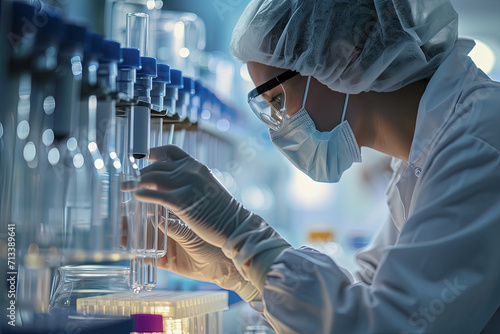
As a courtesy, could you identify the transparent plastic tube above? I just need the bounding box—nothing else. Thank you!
[96,41,126,255]
[117,108,143,293]
[126,12,149,57]
[131,55,162,292]
[116,54,143,292]
[150,117,167,262]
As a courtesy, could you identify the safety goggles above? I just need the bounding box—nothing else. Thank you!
[247,69,299,131]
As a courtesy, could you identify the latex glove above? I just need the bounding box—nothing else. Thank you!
[135,145,291,291]
[161,219,260,302]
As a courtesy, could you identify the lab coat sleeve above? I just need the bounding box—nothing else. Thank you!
[354,215,399,284]
[257,132,500,334]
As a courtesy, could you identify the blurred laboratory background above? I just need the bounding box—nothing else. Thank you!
[0,0,498,333]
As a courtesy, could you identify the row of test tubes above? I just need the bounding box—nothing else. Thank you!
[0,0,239,322]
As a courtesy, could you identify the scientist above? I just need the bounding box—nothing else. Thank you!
[135,0,500,332]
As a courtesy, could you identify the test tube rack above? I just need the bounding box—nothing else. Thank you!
[77,291,228,334]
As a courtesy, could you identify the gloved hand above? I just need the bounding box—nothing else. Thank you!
[161,218,260,302]
[135,145,291,291]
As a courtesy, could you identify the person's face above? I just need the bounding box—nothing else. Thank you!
[247,61,346,132]
[247,62,308,118]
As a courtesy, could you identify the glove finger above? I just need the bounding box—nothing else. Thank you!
[158,235,179,272]
[134,188,189,216]
[157,206,168,232]
[140,160,183,175]
[167,219,198,243]
[121,180,139,192]
[136,171,182,192]
[134,188,174,207]
[141,158,212,181]
[139,168,206,192]
[148,145,190,162]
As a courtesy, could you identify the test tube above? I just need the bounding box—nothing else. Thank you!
[96,40,122,150]
[53,24,86,140]
[196,87,214,165]
[177,76,195,122]
[162,69,183,146]
[174,76,195,149]
[164,69,183,118]
[190,80,203,124]
[116,48,142,292]
[126,12,149,57]
[132,56,156,158]
[150,64,171,262]
[151,63,171,115]
[96,40,124,251]
[134,56,161,292]
[210,97,223,168]
[185,80,203,157]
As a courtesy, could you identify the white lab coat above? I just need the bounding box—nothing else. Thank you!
[251,39,500,333]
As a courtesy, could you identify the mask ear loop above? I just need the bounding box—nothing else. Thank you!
[341,93,350,122]
[279,83,288,125]
[278,75,311,127]
[302,76,312,109]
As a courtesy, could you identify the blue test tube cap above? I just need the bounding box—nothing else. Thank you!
[84,32,103,59]
[201,87,210,98]
[179,77,195,94]
[214,94,223,112]
[193,80,204,106]
[11,2,35,35]
[168,69,183,88]
[221,103,228,115]
[61,23,87,50]
[153,64,171,83]
[200,87,211,105]
[210,91,218,104]
[119,48,141,69]
[136,56,157,77]
[101,40,122,62]
[194,80,203,95]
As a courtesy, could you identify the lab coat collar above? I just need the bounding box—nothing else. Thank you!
[408,38,476,164]
[387,39,478,229]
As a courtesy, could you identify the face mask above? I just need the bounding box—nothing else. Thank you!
[269,76,362,183]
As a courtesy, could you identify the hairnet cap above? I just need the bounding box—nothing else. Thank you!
[231,0,458,94]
